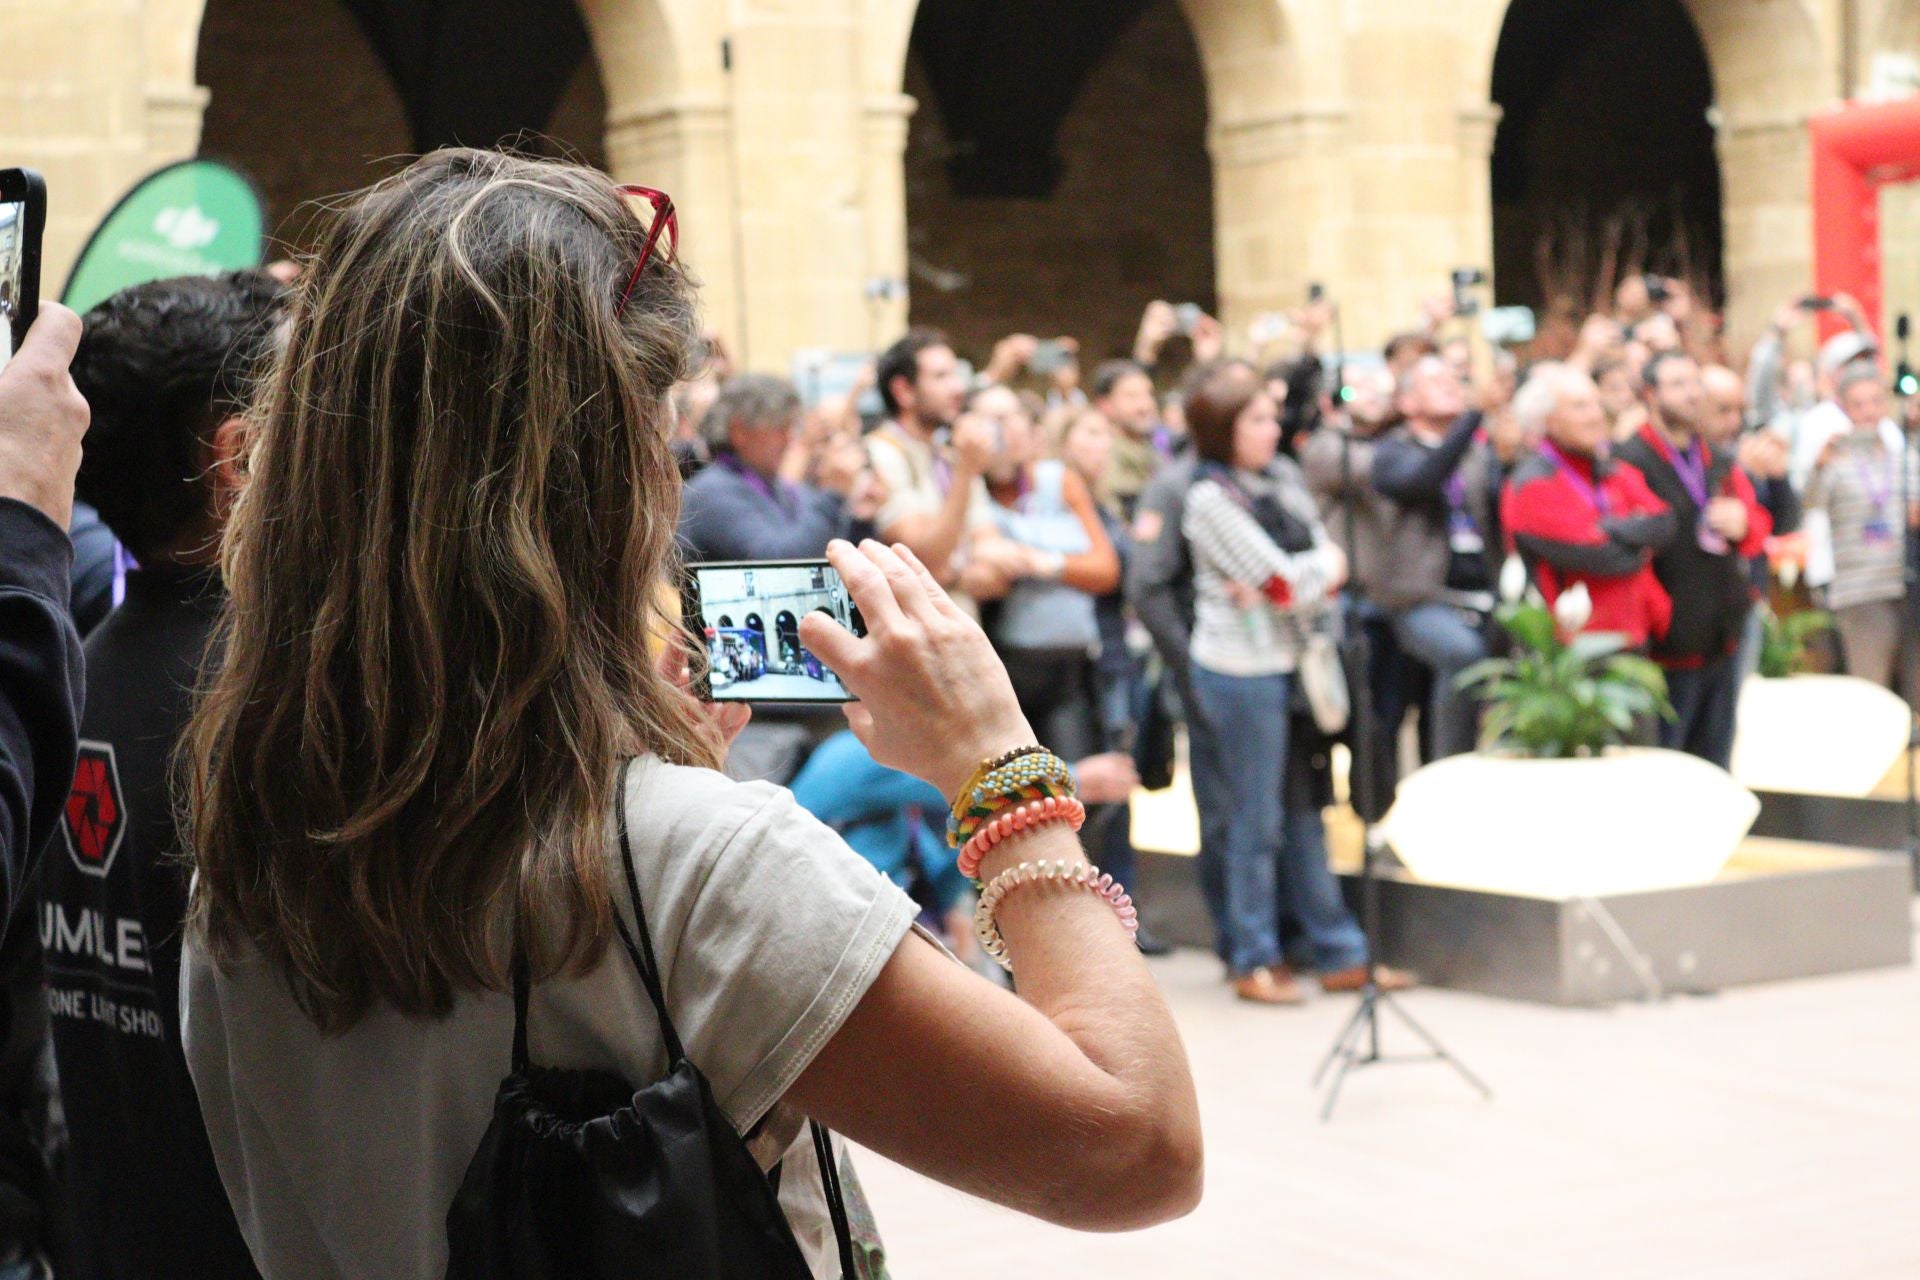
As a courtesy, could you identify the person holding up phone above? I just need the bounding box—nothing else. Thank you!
[178,152,1200,1280]
[0,296,89,925]
[678,373,881,563]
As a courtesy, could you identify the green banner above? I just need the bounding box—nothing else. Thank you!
[62,160,265,314]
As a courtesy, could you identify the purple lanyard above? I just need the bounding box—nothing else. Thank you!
[1652,432,1712,509]
[720,454,793,515]
[110,544,136,608]
[1853,446,1892,513]
[1539,442,1610,518]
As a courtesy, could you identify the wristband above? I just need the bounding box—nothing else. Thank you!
[956,795,1086,880]
[949,746,1048,817]
[974,859,1137,972]
[947,750,1075,848]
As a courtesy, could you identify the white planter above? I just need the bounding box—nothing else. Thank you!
[1380,748,1758,900]
[1730,674,1910,798]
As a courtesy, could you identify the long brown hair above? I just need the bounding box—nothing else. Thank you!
[184,149,722,1033]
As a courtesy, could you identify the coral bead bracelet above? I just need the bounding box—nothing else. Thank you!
[956,795,1086,880]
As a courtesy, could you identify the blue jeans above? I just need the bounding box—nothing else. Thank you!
[1661,654,1741,770]
[1189,664,1370,976]
[1390,603,1488,759]
[1183,678,1233,957]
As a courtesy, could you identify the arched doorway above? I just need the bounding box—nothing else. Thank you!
[743,613,766,662]
[1475,0,1829,346]
[195,0,608,252]
[900,0,1215,365]
[1489,0,1723,320]
[775,610,800,670]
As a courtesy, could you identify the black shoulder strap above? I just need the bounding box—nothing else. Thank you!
[611,758,688,1065]
[810,1120,857,1280]
[510,944,530,1073]
[616,759,855,1275]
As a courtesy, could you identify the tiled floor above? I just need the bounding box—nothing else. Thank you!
[853,913,1920,1279]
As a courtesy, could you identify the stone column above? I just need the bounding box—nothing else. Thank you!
[1206,102,1353,347]
[857,92,915,351]
[4,2,207,284]
[721,4,876,371]
[1457,103,1502,290]
[1716,108,1815,352]
[605,99,742,354]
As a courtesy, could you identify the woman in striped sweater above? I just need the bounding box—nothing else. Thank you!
[1180,361,1409,1005]
[1807,368,1920,694]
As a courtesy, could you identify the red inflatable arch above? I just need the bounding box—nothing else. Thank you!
[1812,96,1920,341]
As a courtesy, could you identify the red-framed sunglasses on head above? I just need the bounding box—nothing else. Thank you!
[613,184,678,317]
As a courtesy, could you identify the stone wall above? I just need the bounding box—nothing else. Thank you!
[9,0,1920,365]
[901,0,1215,368]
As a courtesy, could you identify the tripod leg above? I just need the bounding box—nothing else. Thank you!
[1379,992,1493,1100]
[1310,992,1372,1088]
[1317,1010,1369,1122]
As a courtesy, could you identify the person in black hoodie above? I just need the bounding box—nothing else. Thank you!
[1614,351,1771,769]
[40,272,284,1280]
[0,305,90,1280]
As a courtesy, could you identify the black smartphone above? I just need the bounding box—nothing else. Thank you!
[682,560,866,703]
[1800,295,1836,312]
[0,168,47,371]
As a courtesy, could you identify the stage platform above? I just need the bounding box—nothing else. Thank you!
[1127,756,1914,1007]
[1747,745,1920,854]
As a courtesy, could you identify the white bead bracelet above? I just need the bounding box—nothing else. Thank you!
[973,859,1139,973]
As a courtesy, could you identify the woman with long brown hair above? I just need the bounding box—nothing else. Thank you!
[179,150,1199,1277]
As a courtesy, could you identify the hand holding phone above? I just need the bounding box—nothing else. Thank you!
[0,300,88,528]
[0,169,48,370]
[798,541,1034,799]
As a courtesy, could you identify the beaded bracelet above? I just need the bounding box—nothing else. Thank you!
[956,795,1087,880]
[949,746,1049,816]
[947,750,1075,848]
[974,860,1138,972]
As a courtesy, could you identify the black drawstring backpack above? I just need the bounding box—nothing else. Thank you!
[445,760,856,1279]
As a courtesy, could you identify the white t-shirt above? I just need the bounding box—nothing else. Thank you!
[182,756,919,1279]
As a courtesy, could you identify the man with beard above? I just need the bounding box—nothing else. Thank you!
[1614,351,1771,767]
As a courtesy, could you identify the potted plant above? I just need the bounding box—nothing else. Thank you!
[1754,604,1830,680]
[1379,579,1758,899]
[1455,584,1671,758]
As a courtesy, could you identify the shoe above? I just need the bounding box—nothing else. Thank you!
[1134,925,1173,957]
[1231,966,1307,1005]
[1320,964,1417,994]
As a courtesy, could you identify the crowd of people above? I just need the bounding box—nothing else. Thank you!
[0,141,1914,1278]
[662,269,1920,1012]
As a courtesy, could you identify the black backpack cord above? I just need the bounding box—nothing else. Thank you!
[810,1120,857,1279]
[612,759,856,1278]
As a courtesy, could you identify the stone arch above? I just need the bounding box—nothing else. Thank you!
[194,0,412,250]
[1473,0,1831,345]
[871,0,1305,358]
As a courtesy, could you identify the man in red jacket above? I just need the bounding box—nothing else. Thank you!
[1503,364,1677,648]
[1614,351,1772,768]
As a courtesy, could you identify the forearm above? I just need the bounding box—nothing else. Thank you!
[1601,510,1678,551]
[890,481,975,578]
[1372,412,1480,500]
[968,823,1201,1226]
[0,501,83,910]
[1056,546,1120,595]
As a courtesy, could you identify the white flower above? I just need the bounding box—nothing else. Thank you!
[1499,554,1529,605]
[1554,581,1594,634]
